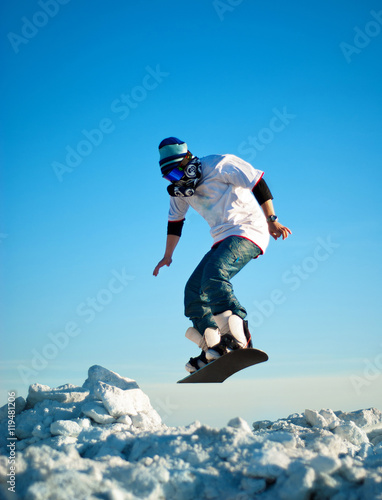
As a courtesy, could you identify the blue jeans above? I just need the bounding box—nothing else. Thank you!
[184,236,261,334]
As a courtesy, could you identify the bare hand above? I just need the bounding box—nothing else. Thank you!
[153,256,172,276]
[268,221,292,241]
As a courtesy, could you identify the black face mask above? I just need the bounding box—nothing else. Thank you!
[167,157,202,197]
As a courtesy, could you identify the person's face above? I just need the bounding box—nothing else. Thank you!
[163,151,192,183]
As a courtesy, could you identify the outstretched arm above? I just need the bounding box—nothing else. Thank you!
[153,234,180,276]
[153,219,185,276]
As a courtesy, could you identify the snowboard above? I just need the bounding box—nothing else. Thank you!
[177,348,268,384]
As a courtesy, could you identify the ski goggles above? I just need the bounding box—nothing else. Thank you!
[162,152,192,182]
[163,165,186,182]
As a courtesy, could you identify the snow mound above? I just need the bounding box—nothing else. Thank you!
[1,366,382,500]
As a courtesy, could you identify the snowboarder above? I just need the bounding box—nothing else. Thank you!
[153,137,291,373]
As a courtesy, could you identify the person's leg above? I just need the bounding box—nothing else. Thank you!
[184,236,261,370]
[184,248,219,334]
[200,236,261,318]
[184,248,222,372]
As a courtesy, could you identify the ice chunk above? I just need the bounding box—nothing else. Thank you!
[337,408,382,432]
[27,383,89,408]
[50,420,82,437]
[49,417,89,440]
[253,419,272,430]
[334,421,369,446]
[305,409,328,429]
[309,454,341,475]
[339,456,367,483]
[94,382,137,416]
[117,415,133,426]
[246,447,291,479]
[227,417,252,433]
[83,365,139,395]
[267,431,297,449]
[94,381,154,419]
[81,401,117,424]
[15,409,46,440]
[15,399,83,440]
[31,424,51,440]
[319,409,340,430]
[279,462,315,500]
[131,411,162,431]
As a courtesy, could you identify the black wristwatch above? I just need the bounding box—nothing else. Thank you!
[266,215,278,223]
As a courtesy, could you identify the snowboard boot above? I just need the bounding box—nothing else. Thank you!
[207,311,252,361]
[185,327,208,351]
[185,350,209,373]
[185,327,221,373]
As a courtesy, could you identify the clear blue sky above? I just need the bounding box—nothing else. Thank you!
[1,0,381,426]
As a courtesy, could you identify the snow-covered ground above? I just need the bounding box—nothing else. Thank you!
[1,365,381,500]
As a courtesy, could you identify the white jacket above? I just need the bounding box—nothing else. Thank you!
[168,154,270,254]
